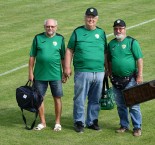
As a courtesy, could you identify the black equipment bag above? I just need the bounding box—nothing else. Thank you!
[16,80,43,130]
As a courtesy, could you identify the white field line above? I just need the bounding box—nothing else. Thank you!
[0,18,155,77]
[0,64,28,77]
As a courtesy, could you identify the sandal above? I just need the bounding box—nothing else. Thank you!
[34,124,46,131]
[54,124,62,131]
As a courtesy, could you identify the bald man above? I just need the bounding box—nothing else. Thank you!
[29,19,66,131]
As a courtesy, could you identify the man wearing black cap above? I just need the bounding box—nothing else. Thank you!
[64,7,107,133]
[107,19,143,137]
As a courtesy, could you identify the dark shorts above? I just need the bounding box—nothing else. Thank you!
[35,80,63,98]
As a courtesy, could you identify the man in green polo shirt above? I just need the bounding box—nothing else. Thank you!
[29,19,66,131]
[64,7,107,133]
[107,19,143,137]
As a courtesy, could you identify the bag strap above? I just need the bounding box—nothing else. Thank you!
[102,76,109,96]
[126,36,136,59]
[25,80,33,87]
[21,108,38,130]
[25,80,36,91]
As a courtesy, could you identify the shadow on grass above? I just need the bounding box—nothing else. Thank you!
[0,107,74,131]
[1,106,134,134]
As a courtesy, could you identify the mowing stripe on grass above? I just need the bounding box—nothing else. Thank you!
[0,18,155,77]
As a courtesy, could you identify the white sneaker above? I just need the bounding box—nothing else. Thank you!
[54,124,62,131]
[34,123,46,131]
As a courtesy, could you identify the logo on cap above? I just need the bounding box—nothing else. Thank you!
[117,20,121,24]
[90,8,94,12]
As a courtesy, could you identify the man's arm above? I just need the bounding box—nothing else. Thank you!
[29,56,35,81]
[136,58,143,84]
[64,48,73,78]
[61,59,67,83]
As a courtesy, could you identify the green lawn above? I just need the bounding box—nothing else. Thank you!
[0,0,155,145]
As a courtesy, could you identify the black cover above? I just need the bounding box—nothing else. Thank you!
[122,80,155,107]
[16,81,42,112]
[16,81,43,130]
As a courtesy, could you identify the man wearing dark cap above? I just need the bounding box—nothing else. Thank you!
[64,7,107,133]
[107,19,143,137]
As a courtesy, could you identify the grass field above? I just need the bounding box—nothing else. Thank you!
[0,0,155,145]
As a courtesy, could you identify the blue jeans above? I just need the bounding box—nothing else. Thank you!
[113,77,142,130]
[73,72,104,126]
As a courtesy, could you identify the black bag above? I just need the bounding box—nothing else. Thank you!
[110,74,134,90]
[16,80,43,130]
[100,76,115,110]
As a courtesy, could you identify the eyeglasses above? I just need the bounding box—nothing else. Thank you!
[114,27,125,31]
[46,25,57,28]
[85,15,97,20]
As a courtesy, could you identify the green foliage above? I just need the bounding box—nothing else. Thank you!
[0,0,155,145]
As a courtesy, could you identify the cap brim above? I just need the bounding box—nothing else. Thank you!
[113,24,125,27]
[86,13,97,16]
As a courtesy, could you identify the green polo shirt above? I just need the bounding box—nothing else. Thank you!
[67,26,107,72]
[108,36,143,76]
[30,32,65,81]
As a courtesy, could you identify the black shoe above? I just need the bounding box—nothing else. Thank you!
[87,119,101,131]
[74,121,84,133]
